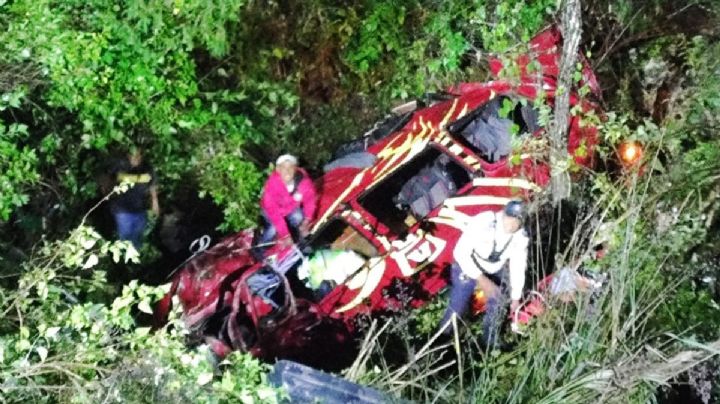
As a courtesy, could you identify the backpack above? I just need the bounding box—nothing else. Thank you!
[396,161,456,217]
[461,114,512,163]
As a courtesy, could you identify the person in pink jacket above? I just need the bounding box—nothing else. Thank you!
[257,154,318,250]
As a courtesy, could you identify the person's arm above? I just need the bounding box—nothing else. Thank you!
[148,167,160,215]
[150,185,160,216]
[508,235,529,309]
[104,159,123,194]
[299,176,318,222]
[298,175,317,237]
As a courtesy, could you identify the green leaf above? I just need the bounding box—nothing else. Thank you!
[17,339,31,352]
[197,372,214,386]
[220,372,236,392]
[36,346,48,362]
[138,300,153,314]
[45,327,61,339]
[135,327,151,337]
[82,254,99,269]
[573,70,582,83]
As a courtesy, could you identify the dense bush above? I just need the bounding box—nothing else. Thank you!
[0,0,562,232]
[0,202,282,402]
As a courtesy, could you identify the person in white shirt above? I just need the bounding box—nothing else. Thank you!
[439,200,529,348]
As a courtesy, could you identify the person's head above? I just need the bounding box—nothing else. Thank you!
[276,154,299,184]
[502,200,525,233]
[128,147,143,167]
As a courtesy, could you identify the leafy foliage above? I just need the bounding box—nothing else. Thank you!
[1,0,263,229]
[0,218,280,402]
[0,120,39,221]
[343,0,554,99]
[0,0,561,231]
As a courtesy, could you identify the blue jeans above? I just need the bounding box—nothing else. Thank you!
[439,263,478,333]
[439,262,507,347]
[114,211,147,250]
[258,207,305,245]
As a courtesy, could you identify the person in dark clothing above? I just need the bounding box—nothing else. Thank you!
[108,148,160,249]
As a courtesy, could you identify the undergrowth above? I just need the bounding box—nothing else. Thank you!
[342,122,720,403]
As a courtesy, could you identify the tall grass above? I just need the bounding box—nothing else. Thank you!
[344,143,720,403]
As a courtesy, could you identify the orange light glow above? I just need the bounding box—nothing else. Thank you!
[472,288,487,315]
[619,142,642,165]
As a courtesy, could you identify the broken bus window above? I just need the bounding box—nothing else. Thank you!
[308,218,378,258]
[358,146,472,235]
[447,96,541,163]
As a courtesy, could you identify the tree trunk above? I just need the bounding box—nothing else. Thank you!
[550,0,582,205]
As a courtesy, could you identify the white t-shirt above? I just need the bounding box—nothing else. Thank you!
[453,211,529,300]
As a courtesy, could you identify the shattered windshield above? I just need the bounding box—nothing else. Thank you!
[308,218,378,258]
[448,96,540,163]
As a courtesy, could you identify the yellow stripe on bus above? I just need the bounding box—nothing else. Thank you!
[337,258,386,313]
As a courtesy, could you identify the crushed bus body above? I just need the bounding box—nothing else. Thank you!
[154,28,603,369]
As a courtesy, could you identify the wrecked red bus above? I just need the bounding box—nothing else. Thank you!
[154,28,603,369]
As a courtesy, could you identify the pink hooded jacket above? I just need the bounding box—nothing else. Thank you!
[260,168,318,238]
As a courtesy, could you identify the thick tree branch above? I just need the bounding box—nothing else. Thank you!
[550,0,582,205]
